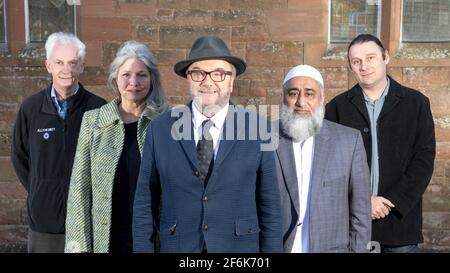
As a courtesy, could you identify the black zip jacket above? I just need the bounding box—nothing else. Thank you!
[11,83,106,234]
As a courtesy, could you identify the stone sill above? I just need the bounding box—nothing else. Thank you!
[0,43,12,58]
[321,44,348,61]
[321,43,450,62]
[17,43,46,60]
[418,245,450,253]
[0,241,26,253]
[435,117,450,129]
[395,43,450,60]
[0,225,27,253]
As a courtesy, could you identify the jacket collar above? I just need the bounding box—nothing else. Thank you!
[41,82,87,116]
[276,126,300,216]
[174,100,241,178]
[97,98,122,127]
[346,76,405,99]
[276,119,331,218]
[346,76,405,123]
[97,98,162,128]
[378,77,405,121]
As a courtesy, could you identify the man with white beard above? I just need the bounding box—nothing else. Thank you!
[275,64,372,253]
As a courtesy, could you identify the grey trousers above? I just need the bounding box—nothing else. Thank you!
[27,229,65,253]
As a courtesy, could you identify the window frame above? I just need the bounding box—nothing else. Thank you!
[328,0,383,44]
[24,0,77,44]
[400,0,450,43]
[310,0,450,70]
[0,0,7,44]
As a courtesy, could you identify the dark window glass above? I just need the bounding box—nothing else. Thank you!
[29,0,75,42]
[0,0,5,43]
[402,0,450,42]
[330,0,380,43]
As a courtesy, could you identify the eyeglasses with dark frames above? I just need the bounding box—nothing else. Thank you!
[187,69,233,82]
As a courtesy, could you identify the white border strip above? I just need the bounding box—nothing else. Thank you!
[24,0,29,43]
[377,0,382,38]
[328,0,332,44]
[2,0,7,44]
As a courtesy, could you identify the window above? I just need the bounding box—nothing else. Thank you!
[402,0,450,42]
[329,0,381,43]
[0,0,6,43]
[26,0,76,43]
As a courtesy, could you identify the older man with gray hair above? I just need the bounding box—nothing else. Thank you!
[275,64,371,253]
[133,36,282,253]
[11,32,106,252]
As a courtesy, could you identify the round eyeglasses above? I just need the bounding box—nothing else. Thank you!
[187,70,233,82]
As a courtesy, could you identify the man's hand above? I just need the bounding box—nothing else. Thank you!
[371,196,395,220]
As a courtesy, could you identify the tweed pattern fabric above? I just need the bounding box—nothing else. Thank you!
[65,98,163,253]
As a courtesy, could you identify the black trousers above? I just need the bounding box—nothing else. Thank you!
[27,229,65,253]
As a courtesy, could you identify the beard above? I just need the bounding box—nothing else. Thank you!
[191,84,232,118]
[280,103,324,142]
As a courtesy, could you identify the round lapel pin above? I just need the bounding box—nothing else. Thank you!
[43,132,51,140]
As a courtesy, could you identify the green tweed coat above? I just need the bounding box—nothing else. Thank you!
[64,98,165,253]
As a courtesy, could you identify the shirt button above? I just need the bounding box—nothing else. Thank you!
[203,224,208,231]
[203,196,208,202]
[363,128,369,133]
[194,171,199,176]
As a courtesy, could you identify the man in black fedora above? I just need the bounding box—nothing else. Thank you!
[133,36,283,253]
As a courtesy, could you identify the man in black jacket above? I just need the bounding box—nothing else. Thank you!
[11,32,106,253]
[325,34,435,253]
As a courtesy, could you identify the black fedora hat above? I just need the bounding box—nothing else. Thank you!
[174,36,247,78]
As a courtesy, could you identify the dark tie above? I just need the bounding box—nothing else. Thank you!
[197,119,214,187]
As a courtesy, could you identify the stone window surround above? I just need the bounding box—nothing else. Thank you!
[321,0,450,67]
[0,0,79,61]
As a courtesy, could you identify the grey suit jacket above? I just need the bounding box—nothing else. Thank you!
[275,119,371,253]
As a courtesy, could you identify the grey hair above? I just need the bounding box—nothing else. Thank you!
[45,32,86,63]
[230,64,237,76]
[108,41,167,111]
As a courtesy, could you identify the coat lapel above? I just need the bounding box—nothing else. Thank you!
[348,85,370,124]
[97,98,122,128]
[41,84,59,116]
[310,121,331,212]
[137,104,168,154]
[212,105,240,169]
[378,78,404,122]
[171,104,198,168]
[179,137,198,168]
[307,121,331,252]
[277,132,300,216]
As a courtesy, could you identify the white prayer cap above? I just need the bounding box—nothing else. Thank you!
[282,64,324,89]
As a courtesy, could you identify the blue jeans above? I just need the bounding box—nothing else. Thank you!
[381,244,418,253]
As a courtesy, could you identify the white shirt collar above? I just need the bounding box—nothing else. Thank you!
[292,135,314,146]
[192,103,229,131]
[51,83,80,102]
